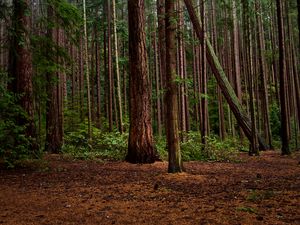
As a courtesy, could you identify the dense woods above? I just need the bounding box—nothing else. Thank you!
[0,0,299,170]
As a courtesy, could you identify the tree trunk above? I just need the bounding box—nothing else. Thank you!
[9,0,38,152]
[45,6,62,153]
[276,0,290,155]
[126,0,158,163]
[255,0,272,149]
[184,0,268,150]
[166,0,183,173]
[157,0,166,128]
[95,19,101,128]
[200,0,208,147]
[112,0,123,133]
[232,0,244,140]
[83,0,92,139]
[177,0,186,141]
[107,0,114,132]
[154,23,162,137]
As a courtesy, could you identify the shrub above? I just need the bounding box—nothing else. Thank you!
[0,78,33,167]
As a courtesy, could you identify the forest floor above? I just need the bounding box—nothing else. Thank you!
[0,151,300,225]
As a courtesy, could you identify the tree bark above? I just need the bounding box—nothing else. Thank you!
[166,0,183,173]
[126,0,158,163]
[45,6,62,153]
[107,0,113,131]
[157,0,166,128]
[276,0,290,155]
[9,0,38,152]
[112,0,123,133]
[83,0,92,139]
[200,0,208,147]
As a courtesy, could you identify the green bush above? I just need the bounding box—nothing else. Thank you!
[62,124,128,160]
[155,132,242,162]
[0,78,33,167]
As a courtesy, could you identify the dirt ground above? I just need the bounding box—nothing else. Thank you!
[0,151,300,225]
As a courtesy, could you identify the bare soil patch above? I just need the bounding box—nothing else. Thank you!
[1,151,300,225]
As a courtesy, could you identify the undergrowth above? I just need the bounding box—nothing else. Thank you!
[62,123,128,160]
[156,132,242,162]
[62,126,243,162]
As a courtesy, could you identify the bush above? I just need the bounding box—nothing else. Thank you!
[0,78,33,167]
[155,132,242,162]
[62,124,127,160]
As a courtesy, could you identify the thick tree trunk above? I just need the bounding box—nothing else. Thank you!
[126,0,158,163]
[166,0,183,173]
[184,0,268,150]
[10,0,38,152]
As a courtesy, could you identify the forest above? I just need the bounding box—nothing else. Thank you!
[0,0,300,224]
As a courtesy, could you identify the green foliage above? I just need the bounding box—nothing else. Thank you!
[154,136,168,160]
[182,133,241,162]
[155,132,242,162]
[62,124,128,160]
[46,0,82,43]
[270,103,281,139]
[0,77,32,167]
[205,135,243,161]
[180,132,205,161]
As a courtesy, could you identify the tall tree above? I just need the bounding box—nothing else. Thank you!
[126,0,158,163]
[255,0,272,149]
[112,0,123,133]
[276,0,290,155]
[200,0,208,147]
[232,0,244,140]
[9,0,38,152]
[45,5,62,153]
[157,0,166,129]
[107,0,114,131]
[166,0,183,173]
[83,0,92,139]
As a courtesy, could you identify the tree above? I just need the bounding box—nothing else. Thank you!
[112,0,123,133]
[276,0,290,155]
[45,4,63,153]
[126,0,158,163]
[200,0,208,147]
[165,0,183,173]
[83,0,92,139]
[9,0,38,152]
[255,0,272,149]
